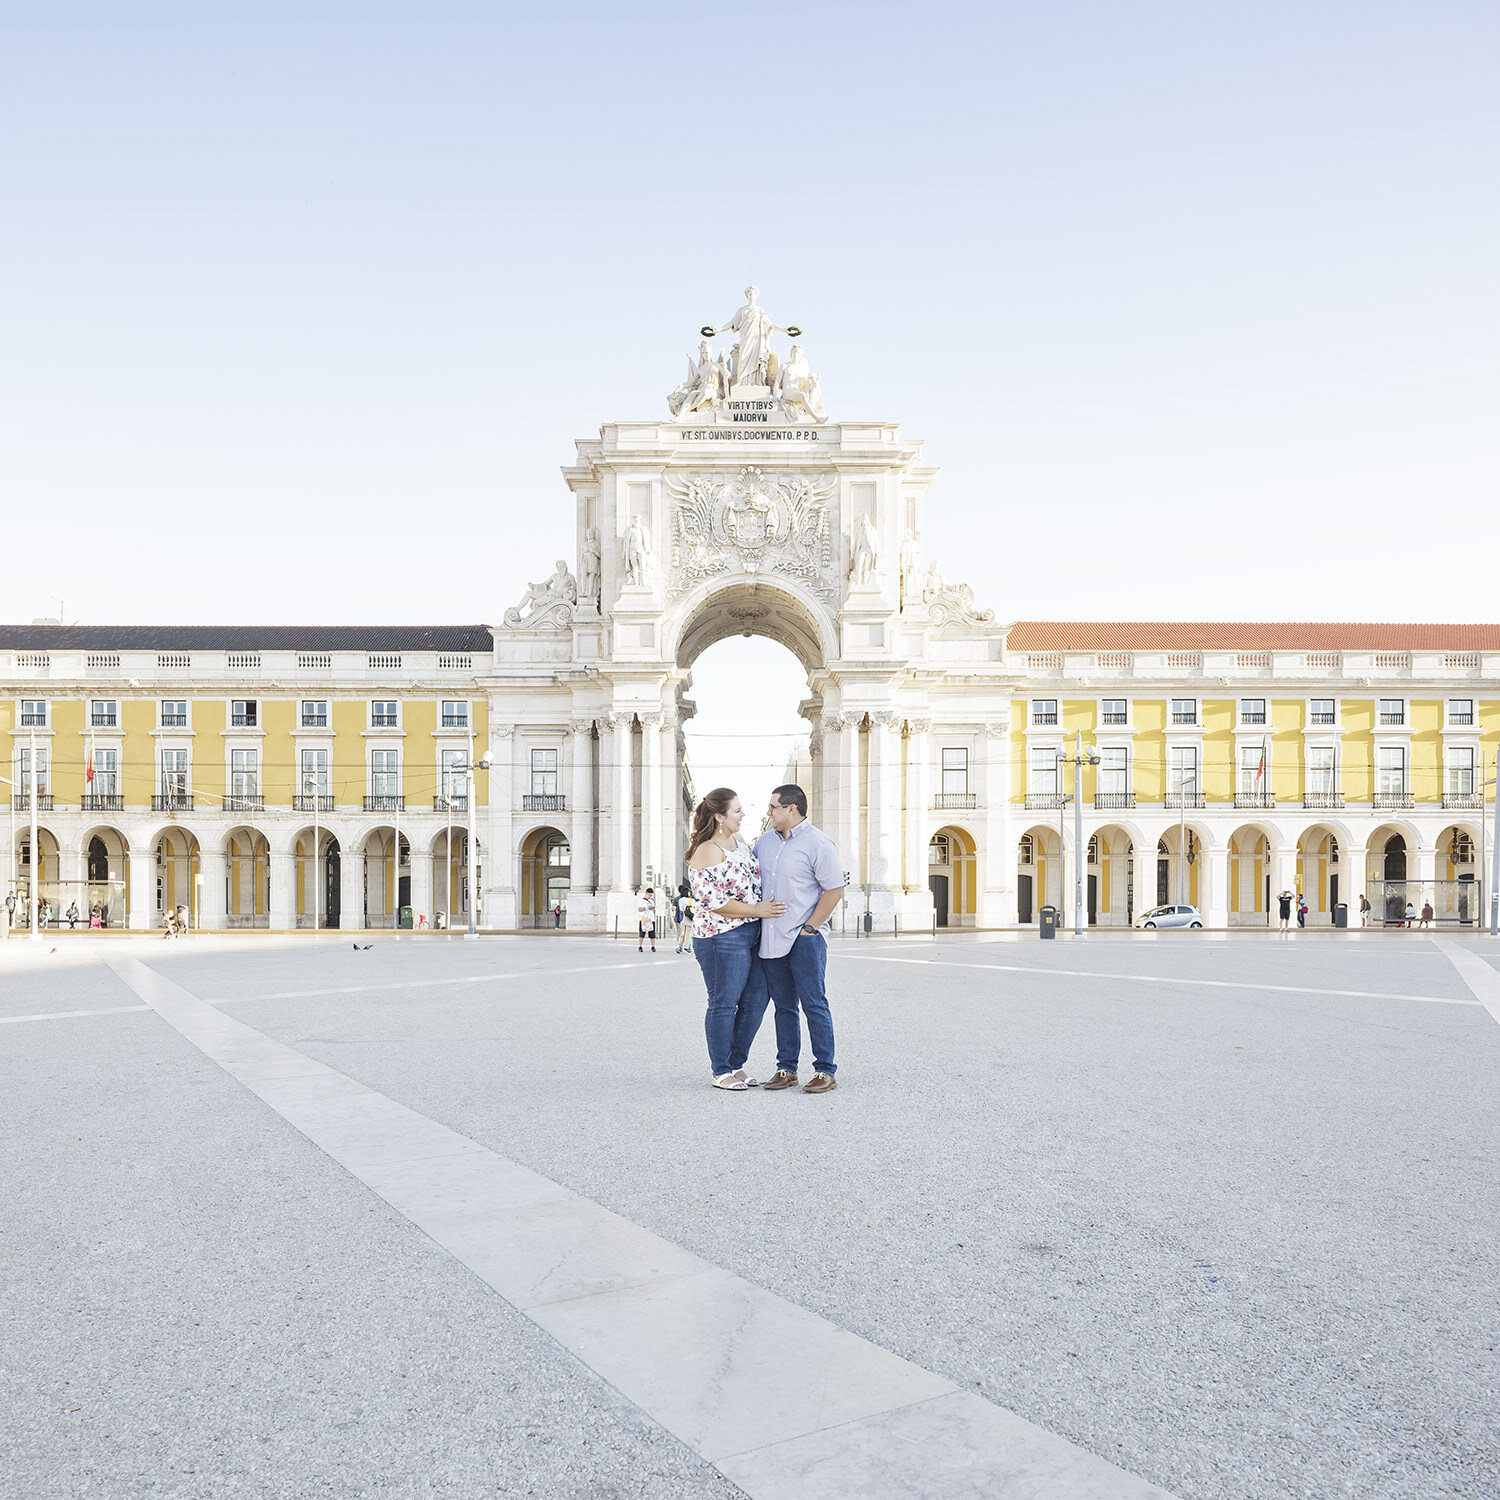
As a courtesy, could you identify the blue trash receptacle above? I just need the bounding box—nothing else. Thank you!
[1039,905,1058,939]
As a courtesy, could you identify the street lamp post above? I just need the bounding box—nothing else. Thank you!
[29,726,39,937]
[465,751,491,937]
[1178,769,1199,905]
[0,773,13,939]
[1058,733,1101,936]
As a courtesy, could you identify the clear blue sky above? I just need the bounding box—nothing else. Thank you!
[3,1,1494,648]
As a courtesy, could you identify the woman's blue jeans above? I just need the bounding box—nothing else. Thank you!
[692,919,767,1076]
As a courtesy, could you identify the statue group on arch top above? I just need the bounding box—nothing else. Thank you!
[667,286,828,425]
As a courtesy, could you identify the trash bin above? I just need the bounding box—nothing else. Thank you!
[1333,902,1348,929]
[1039,905,1058,939]
[398,905,414,930]
[862,911,873,935]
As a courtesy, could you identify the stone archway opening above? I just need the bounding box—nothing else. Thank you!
[520,827,570,927]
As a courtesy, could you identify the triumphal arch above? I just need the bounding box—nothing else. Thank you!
[491,287,1012,931]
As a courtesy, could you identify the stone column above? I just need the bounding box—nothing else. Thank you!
[1341,845,1366,924]
[127,844,156,930]
[980,719,1012,928]
[410,838,433,928]
[1199,839,1229,929]
[904,719,932,889]
[838,714,862,886]
[641,712,663,890]
[1413,844,1436,907]
[609,714,633,893]
[340,838,364,931]
[269,846,296,931]
[569,720,595,895]
[197,846,227,931]
[1269,845,1296,911]
[867,712,900,890]
[658,715,680,888]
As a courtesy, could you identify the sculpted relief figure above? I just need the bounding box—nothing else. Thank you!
[849,514,879,587]
[899,535,922,605]
[623,513,652,586]
[777,344,828,424]
[503,559,577,629]
[579,528,601,606]
[714,286,788,388]
[667,340,723,420]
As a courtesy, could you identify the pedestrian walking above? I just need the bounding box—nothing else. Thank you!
[754,784,844,1095]
[551,902,562,929]
[1418,900,1434,929]
[1296,893,1308,928]
[1359,893,1371,928]
[1277,889,1293,932]
[636,890,656,952]
[674,886,693,953]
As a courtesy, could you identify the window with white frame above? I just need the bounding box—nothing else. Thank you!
[1449,699,1474,726]
[442,700,469,729]
[300,700,328,728]
[1377,746,1407,797]
[20,699,48,727]
[1446,747,1475,796]
[231,749,258,797]
[941,748,968,795]
[1027,746,1058,796]
[1378,698,1405,726]
[1100,699,1127,726]
[531,749,558,796]
[160,699,187,728]
[1169,746,1198,798]
[90,699,118,728]
[161,749,188,798]
[20,745,49,793]
[371,700,398,728]
[1170,699,1197,726]
[1098,746,1129,797]
[1307,746,1336,794]
[441,749,466,802]
[1309,699,1336,726]
[93,748,118,795]
[1239,698,1267,726]
[1238,743,1266,793]
[371,749,399,797]
[231,699,257,728]
[300,748,329,797]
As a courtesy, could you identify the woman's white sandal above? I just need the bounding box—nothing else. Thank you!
[712,1073,749,1091]
[732,1069,761,1087]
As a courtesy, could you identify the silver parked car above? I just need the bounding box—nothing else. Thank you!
[1136,904,1204,929]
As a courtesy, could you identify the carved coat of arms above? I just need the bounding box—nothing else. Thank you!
[667,467,835,599]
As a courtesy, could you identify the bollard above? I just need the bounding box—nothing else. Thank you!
[894,915,900,940]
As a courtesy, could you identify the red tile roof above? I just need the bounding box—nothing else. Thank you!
[1006,622,1500,652]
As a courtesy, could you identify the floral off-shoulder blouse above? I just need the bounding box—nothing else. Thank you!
[687,841,762,939]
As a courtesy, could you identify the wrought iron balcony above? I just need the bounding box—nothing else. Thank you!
[153,793,193,812]
[1093,792,1135,810]
[223,793,264,812]
[434,794,467,813]
[82,793,124,812]
[364,794,405,811]
[932,792,977,810]
[1164,792,1204,809]
[1024,792,1066,811]
[1374,791,1414,810]
[293,794,335,812]
[1234,791,1276,809]
[1303,791,1345,809]
[13,793,52,811]
[1443,791,1483,810]
[522,794,567,811]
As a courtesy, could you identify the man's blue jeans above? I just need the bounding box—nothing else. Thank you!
[761,931,836,1076]
[693,920,774,1076]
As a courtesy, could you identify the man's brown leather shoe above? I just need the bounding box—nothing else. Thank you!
[803,1073,837,1094]
[763,1069,799,1091]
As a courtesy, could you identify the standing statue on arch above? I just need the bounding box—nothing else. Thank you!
[713,286,790,389]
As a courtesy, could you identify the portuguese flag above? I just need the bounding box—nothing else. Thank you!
[1254,735,1267,783]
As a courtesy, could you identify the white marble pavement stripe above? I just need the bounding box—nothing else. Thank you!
[0,1003,152,1024]
[104,955,1177,1499]
[1431,938,1500,1026]
[846,952,1482,1006]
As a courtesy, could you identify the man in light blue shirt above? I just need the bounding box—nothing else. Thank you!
[752,784,844,1094]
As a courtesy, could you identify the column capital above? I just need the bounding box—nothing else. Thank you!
[984,720,1010,738]
[869,710,899,729]
[601,712,625,732]
[567,719,595,736]
[905,717,932,736]
[639,712,664,732]
[492,724,516,741]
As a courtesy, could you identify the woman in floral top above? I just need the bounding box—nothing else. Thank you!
[686,787,786,1091]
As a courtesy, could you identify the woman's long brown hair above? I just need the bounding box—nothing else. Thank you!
[685,787,738,862]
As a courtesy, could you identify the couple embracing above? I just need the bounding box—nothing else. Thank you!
[685,783,842,1094]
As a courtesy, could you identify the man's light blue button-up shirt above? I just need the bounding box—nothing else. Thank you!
[753,820,843,959]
